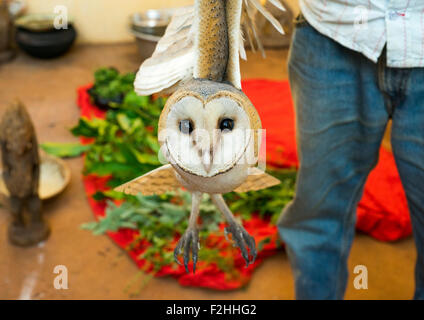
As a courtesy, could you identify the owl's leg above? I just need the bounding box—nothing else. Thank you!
[174,191,202,273]
[211,194,257,266]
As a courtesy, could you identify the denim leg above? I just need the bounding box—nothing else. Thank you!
[277,22,389,299]
[390,69,424,300]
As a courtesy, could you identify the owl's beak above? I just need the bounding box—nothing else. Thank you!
[200,147,213,174]
[192,129,216,175]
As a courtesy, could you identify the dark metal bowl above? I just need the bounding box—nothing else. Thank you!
[15,23,77,59]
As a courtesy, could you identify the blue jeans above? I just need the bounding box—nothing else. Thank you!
[277,16,424,299]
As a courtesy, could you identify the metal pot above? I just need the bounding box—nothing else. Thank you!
[130,9,176,62]
[130,9,172,36]
[130,27,161,63]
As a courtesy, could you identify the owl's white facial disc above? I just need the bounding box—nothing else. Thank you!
[163,95,253,177]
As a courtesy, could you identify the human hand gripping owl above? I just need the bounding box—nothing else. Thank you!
[116,0,286,273]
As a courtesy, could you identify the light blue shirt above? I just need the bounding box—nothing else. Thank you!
[299,0,424,68]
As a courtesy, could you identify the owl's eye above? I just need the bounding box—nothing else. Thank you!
[179,119,194,134]
[219,118,234,131]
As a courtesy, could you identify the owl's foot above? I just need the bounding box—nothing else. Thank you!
[225,222,257,267]
[174,227,200,274]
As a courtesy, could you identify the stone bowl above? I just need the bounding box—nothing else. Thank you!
[15,14,77,59]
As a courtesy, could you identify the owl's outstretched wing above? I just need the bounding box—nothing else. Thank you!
[114,164,182,196]
[134,6,195,96]
[134,0,286,96]
[234,167,280,193]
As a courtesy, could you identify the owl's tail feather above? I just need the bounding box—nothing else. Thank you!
[134,0,285,96]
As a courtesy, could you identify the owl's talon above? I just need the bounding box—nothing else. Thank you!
[224,227,231,242]
[174,227,199,274]
[225,222,257,266]
[174,252,182,266]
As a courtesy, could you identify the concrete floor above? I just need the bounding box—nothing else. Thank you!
[0,43,417,300]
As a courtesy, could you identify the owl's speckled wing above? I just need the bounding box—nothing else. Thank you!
[234,167,280,193]
[134,6,195,96]
[134,0,285,96]
[114,164,181,196]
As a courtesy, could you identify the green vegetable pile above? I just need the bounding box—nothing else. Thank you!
[42,67,297,282]
[71,90,164,187]
[87,68,136,108]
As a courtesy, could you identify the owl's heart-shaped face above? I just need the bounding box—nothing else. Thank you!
[159,90,260,178]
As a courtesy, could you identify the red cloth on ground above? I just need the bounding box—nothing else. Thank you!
[77,79,411,290]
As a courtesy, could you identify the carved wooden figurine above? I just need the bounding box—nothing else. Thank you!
[0,101,50,246]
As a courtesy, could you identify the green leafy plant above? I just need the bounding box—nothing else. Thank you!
[82,192,236,273]
[70,92,166,187]
[40,142,90,158]
[88,67,137,108]
[225,169,296,225]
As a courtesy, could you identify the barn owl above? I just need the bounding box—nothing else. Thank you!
[116,0,286,273]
